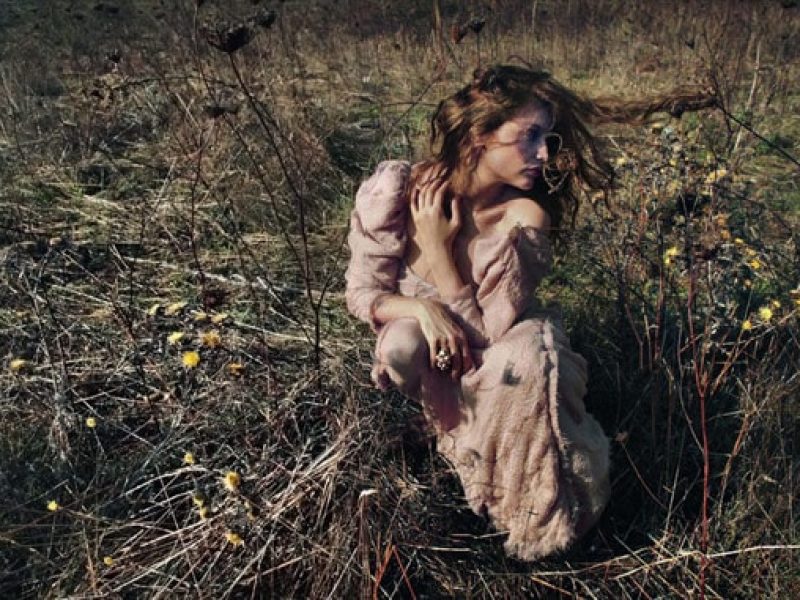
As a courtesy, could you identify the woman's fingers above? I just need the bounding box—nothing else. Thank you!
[447,334,462,380]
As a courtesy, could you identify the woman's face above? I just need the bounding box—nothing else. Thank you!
[475,100,555,191]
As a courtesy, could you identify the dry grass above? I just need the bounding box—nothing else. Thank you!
[1,0,798,597]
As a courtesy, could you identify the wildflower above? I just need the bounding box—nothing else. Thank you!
[146,303,161,316]
[183,452,196,465]
[211,312,229,324]
[745,247,757,257]
[223,471,241,492]
[85,417,97,428]
[741,319,753,331]
[192,494,205,508]
[734,237,744,245]
[743,279,752,289]
[182,351,201,368]
[771,299,781,309]
[749,259,761,270]
[199,330,222,348]
[192,310,209,322]
[164,301,187,316]
[225,531,244,546]
[9,358,29,372]
[758,306,773,322]
[103,556,114,566]
[198,506,210,520]
[663,246,679,266]
[167,331,185,345]
[47,500,59,512]
[614,156,628,166]
[227,362,244,376]
[704,168,728,184]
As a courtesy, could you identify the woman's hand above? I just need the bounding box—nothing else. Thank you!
[415,298,474,379]
[410,164,462,254]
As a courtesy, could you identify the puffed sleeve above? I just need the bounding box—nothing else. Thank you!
[344,160,412,332]
[472,225,553,343]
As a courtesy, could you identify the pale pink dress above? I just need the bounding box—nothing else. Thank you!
[345,160,610,561]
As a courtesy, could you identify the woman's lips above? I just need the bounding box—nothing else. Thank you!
[522,167,541,176]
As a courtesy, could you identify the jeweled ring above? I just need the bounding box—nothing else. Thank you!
[435,348,453,372]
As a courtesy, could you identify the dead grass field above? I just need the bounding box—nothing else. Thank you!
[1,0,799,597]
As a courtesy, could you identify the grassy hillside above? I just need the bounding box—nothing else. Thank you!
[1,0,798,597]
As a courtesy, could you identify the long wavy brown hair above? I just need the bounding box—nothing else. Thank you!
[413,64,717,242]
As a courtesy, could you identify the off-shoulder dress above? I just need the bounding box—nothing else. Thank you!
[345,160,611,561]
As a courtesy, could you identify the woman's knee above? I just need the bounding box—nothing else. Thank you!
[377,318,429,388]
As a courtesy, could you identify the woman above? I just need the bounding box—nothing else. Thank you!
[345,64,701,561]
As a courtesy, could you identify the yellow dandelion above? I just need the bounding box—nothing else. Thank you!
[9,358,29,372]
[668,157,678,167]
[771,299,781,309]
[167,331,185,345]
[210,312,229,324]
[182,351,201,368]
[745,247,757,257]
[663,246,679,266]
[164,301,188,316]
[227,362,244,376]
[199,330,222,348]
[198,506,210,520]
[225,531,244,546]
[720,229,731,241]
[749,258,761,270]
[85,416,97,428]
[223,471,241,492]
[741,319,753,331]
[192,494,205,508]
[192,310,209,322]
[47,500,59,512]
[103,556,114,566]
[183,452,195,465]
[614,156,628,166]
[734,237,744,245]
[758,306,773,322]
[146,303,161,316]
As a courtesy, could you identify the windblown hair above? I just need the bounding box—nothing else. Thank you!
[414,64,717,242]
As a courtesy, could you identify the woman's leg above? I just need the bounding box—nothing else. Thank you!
[372,317,429,395]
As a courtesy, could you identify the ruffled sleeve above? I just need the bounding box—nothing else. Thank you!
[344,160,411,332]
[472,224,553,343]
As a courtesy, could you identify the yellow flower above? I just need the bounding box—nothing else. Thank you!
[103,556,114,566]
[167,331,185,345]
[227,362,244,376]
[734,237,744,245]
[225,531,244,546]
[795,299,800,307]
[9,358,29,372]
[745,247,757,257]
[85,417,97,428]
[223,471,241,492]
[198,506,210,520]
[743,279,752,289]
[192,310,209,322]
[704,168,728,184]
[47,500,59,512]
[771,299,781,309]
[758,306,773,322]
[615,156,628,166]
[164,301,188,316]
[146,303,161,316]
[192,494,205,508]
[663,246,679,266]
[182,351,201,368]
[210,312,229,324]
[741,320,753,331]
[749,259,761,270]
[183,452,196,465]
[199,330,222,348]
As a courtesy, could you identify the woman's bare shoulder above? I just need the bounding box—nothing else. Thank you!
[501,196,551,234]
